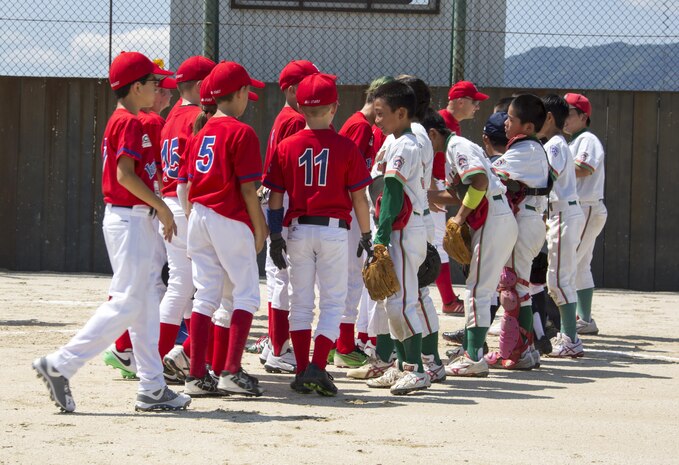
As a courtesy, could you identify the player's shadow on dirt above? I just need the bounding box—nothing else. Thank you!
[586,333,679,345]
[0,319,68,327]
[74,409,331,423]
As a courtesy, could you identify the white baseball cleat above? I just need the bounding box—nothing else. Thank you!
[576,318,599,335]
[264,348,296,374]
[422,354,446,383]
[258,338,271,365]
[163,345,191,381]
[390,363,430,395]
[347,356,392,380]
[366,366,403,388]
[445,353,490,377]
[134,386,191,412]
[33,357,76,413]
[548,333,585,358]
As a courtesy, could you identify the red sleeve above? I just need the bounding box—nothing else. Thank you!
[372,125,386,153]
[262,146,285,193]
[178,134,193,183]
[343,123,372,158]
[149,120,164,166]
[117,118,144,161]
[345,142,373,192]
[279,116,306,141]
[433,151,446,180]
[233,126,262,184]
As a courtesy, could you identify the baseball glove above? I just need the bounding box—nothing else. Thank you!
[362,244,400,301]
[418,242,441,288]
[443,218,472,265]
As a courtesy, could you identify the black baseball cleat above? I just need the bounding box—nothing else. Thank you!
[290,373,313,394]
[442,329,465,345]
[534,336,553,356]
[302,363,338,397]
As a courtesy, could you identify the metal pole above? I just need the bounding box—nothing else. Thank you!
[451,0,466,83]
[203,0,219,60]
[108,0,113,67]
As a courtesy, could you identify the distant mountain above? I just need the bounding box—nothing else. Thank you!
[505,42,679,91]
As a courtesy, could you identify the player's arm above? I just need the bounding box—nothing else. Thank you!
[351,188,371,235]
[241,181,268,254]
[117,156,177,242]
[574,165,592,178]
[452,172,488,225]
[373,177,403,246]
[573,138,597,178]
[428,188,460,207]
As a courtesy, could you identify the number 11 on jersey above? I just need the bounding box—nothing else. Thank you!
[299,148,328,187]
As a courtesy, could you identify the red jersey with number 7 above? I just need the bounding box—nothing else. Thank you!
[159,104,201,196]
[263,129,372,227]
[188,115,262,230]
[101,108,156,206]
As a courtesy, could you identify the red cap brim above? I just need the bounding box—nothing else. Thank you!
[160,77,177,89]
[248,91,259,101]
[152,64,174,77]
[474,91,489,101]
[250,78,265,89]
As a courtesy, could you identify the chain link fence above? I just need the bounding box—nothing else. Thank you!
[2,0,678,90]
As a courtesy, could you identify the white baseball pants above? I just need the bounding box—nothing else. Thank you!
[46,205,165,391]
[547,204,585,305]
[576,201,607,290]
[506,206,547,306]
[287,223,349,342]
[342,209,364,325]
[188,203,260,318]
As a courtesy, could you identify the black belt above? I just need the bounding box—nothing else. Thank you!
[297,216,349,229]
[569,200,577,206]
[492,194,503,201]
[524,187,551,196]
[112,205,133,209]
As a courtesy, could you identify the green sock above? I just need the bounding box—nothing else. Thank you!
[519,305,534,341]
[394,339,406,370]
[559,302,578,340]
[421,331,441,364]
[402,333,423,371]
[465,326,488,361]
[375,334,394,364]
[576,288,594,322]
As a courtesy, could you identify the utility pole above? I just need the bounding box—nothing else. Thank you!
[203,0,219,61]
[451,0,466,84]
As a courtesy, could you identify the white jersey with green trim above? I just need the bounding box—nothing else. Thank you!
[412,122,434,195]
[383,130,426,215]
[569,130,605,203]
[545,134,578,204]
[445,134,505,199]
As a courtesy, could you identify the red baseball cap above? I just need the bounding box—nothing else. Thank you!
[296,73,338,107]
[200,73,215,106]
[279,60,320,91]
[210,61,265,101]
[159,77,177,90]
[109,51,172,90]
[448,80,489,101]
[565,93,592,117]
[176,56,216,83]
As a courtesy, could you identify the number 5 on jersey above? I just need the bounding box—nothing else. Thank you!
[299,148,328,186]
[196,135,216,173]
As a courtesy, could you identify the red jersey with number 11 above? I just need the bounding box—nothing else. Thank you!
[263,129,372,227]
[188,116,262,230]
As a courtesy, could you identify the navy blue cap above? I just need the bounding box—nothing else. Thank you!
[483,111,508,140]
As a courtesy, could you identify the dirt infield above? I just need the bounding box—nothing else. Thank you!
[1,271,678,465]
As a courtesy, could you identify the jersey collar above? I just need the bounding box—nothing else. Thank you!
[506,133,540,150]
[570,128,589,140]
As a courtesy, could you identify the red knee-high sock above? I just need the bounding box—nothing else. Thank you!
[312,335,335,371]
[267,301,273,340]
[189,313,211,378]
[115,331,133,352]
[184,318,191,335]
[369,336,377,346]
[271,308,290,356]
[223,310,253,374]
[206,321,215,368]
[357,332,369,345]
[158,323,180,359]
[182,335,191,357]
[290,329,312,374]
[337,323,356,354]
[435,262,457,305]
[212,325,230,374]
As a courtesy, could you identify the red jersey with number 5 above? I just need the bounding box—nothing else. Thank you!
[339,111,375,171]
[159,104,201,196]
[263,129,372,227]
[188,116,262,229]
[101,108,156,206]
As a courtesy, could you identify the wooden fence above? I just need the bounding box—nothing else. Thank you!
[0,76,677,291]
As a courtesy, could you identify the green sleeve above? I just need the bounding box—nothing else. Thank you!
[374,177,404,246]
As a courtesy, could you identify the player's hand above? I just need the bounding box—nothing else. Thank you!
[269,233,287,269]
[157,205,177,242]
[451,214,464,227]
[356,232,373,258]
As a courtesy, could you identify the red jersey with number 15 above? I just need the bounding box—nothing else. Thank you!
[159,104,201,196]
[263,106,306,176]
[101,108,156,206]
[188,116,262,230]
[339,111,375,171]
[263,129,372,227]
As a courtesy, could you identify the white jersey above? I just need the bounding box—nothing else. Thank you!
[445,134,506,199]
[569,130,605,203]
[383,130,426,215]
[492,138,549,213]
[411,122,434,198]
[545,134,578,204]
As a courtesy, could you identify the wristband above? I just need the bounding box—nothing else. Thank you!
[267,207,284,234]
[461,185,486,210]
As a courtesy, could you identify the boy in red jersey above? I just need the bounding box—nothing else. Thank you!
[184,61,267,397]
[33,52,191,413]
[154,56,215,381]
[438,80,488,135]
[261,60,319,375]
[263,73,373,396]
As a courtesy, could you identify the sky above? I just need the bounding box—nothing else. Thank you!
[1,0,677,86]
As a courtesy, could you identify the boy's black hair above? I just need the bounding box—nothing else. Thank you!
[373,81,416,118]
[510,94,547,133]
[494,96,514,113]
[396,76,431,121]
[113,74,152,100]
[572,107,591,127]
[421,107,451,137]
[541,94,569,130]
